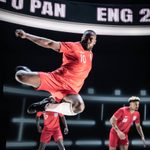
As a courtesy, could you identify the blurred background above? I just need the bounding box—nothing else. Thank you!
[1,0,150,150]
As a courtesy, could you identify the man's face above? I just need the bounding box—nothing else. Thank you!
[81,32,97,51]
[130,101,140,111]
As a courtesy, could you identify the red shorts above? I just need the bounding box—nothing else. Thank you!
[109,130,129,148]
[40,128,63,143]
[36,72,77,102]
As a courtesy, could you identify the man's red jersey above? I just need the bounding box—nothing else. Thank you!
[36,111,64,130]
[37,42,93,102]
[51,42,93,93]
[37,42,93,100]
[111,106,140,134]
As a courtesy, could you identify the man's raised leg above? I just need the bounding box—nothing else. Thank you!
[15,66,40,88]
[27,94,85,116]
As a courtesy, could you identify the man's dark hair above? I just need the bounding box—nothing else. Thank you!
[83,30,96,36]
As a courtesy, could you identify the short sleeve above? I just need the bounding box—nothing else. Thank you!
[60,42,73,53]
[59,113,64,117]
[113,108,123,120]
[36,111,43,117]
[135,112,140,124]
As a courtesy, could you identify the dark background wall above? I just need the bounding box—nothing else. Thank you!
[2,20,150,150]
[1,0,150,150]
[2,21,150,94]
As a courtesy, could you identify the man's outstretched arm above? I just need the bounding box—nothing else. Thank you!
[110,115,126,140]
[15,29,61,52]
[60,115,69,135]
[35,111,44,133]
[135,123,146,147]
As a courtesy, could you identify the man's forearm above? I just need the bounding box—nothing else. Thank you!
[61,117,68,128]
[36,117,40,128]
[136,125,145,137]
[25,33,53,48]
[15,29,60,51]
[110,116,120,133]
[111,122,120,133]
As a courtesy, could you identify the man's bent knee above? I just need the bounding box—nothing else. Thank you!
[72,101,85,113]
[15,70,40,88]
[15,70,27,82]
[63,94,85,114]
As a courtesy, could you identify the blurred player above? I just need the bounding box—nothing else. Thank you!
[15,29,97,116]
[35,111,68,150]
[109,96,146,150]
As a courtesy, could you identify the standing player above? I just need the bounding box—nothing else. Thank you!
[15,29,97,116]
[36,111,68,150]
[109,96,146,150]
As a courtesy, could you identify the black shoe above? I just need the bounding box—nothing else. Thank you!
[15,66,31,72]
[27,96,56,114]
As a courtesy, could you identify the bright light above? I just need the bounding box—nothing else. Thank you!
[12,118,96,126]
[75,140,102,146]
[140,90,147,96]
[6,141,37,147]
[114,89,121,96]
[142,121,150,126]
[1,9,150,36]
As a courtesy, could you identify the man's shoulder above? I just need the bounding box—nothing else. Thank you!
[118,106,129,113]
[134,110,140,115]
[62,41,80,46]
[119,106,128,110]
[61,41,80,49]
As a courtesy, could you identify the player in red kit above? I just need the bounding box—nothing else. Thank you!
[35,111,68,150]
[109,96,146,150]
[15,29,97,116]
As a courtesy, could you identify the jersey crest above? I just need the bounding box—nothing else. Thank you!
[43,113,48,120]
[133,116,137,121]
[122,116,128,123]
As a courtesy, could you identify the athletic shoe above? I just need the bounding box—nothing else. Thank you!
[15,66,31,72]
[27,96,56,114]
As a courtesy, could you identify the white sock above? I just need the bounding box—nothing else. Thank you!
[45,102,77,116]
